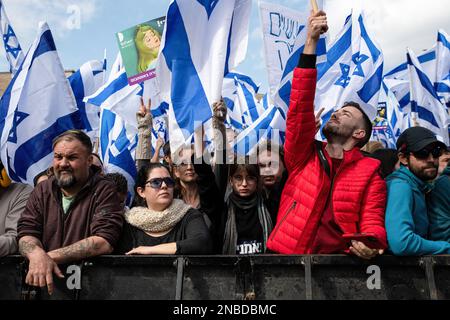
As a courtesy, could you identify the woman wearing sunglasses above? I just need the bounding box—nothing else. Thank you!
[115,163,212,255]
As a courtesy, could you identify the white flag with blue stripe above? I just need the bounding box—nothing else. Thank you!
[373,82,408,148]
[407,47,449,145]
[222,72,264,132]
[234,105,286,156]
[88,54,138,202]
[0,0,24,76]
[99,108,137,205]
[0,22,82,185]
[259,1,325,100]
[384,46,436,113]
[157,0,251,156]
[69,59,106,140]
[85,54,142,131]
[383,81,408,142]
[436,29,450,108]
[315,12,384,134]
[271,7,327,112]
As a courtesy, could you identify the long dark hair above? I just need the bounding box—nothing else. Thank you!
[132,162,172,207]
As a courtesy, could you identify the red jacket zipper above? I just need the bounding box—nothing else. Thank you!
[270,201,297,241]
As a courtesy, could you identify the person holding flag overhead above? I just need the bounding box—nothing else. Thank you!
[267,9,387,259]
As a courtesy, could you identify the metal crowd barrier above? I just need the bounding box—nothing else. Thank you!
[0,255,449,300]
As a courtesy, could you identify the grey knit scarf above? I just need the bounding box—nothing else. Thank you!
[125,199,191,233]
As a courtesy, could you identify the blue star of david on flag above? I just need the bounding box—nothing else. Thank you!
[335,63,351,88]
[8,111,29,143]
[352,52,369,77]
[197,0,219,19]
[3,25,21,59]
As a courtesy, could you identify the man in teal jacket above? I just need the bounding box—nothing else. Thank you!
[386,127,450,255]
[428,162,450,243]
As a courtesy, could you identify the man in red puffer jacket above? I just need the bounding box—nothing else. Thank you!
[267,10,387,259]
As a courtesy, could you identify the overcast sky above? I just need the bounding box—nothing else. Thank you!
[1,0,449,93]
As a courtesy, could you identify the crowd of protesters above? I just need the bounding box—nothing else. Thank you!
[0,10,448,295]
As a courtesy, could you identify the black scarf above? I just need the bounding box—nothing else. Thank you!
[222,193,273,254]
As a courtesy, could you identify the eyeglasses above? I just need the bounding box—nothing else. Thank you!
[145,177,175,189]
[412,147,443,160]
[175,162,191,168]
[232,175,258,184]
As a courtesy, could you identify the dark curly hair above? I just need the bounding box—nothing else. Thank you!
[132,162,172,207]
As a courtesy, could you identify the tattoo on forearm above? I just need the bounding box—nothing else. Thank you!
[19,241,38,256]
[54,238,103,261]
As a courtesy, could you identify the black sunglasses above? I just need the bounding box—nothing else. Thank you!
[145,177,175,189]
[412,147,443,160]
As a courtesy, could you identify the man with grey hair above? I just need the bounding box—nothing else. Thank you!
[17,130,124,295]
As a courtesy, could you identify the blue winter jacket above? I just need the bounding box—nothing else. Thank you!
[385,166,450,256]
[428,165,450,242]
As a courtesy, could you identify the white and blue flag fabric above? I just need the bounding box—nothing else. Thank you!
[373,82,409,148]
[0,22,82,185]
[259,1,325,100]
[407,47,449,145]
[87,54,139,202]
[85,54,142,132]
[384,46,436,113]
[234,104,286,156]
[271,10,327,113]
[0,0,24,76]
[222,71,265,132]
[315,12,384,136]
[69,59,106,140]
[157,0,251,156]
[435,29,450,108]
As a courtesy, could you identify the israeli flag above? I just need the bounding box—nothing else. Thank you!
[315,12,384,131]
[436,29,450,107]
[384,46,436,112]
[222,72,264,132]
[68,59,106,140]
[99,108,137,205]
[87,54,139,201]
[0,22,83,185]
[157,0,251,156]
[372,127,396,149]
[0,0,24,76]
[234,105,286,156]
[85,54,141,156]
[373,82,407,148]
[85,56,142,131]
[407,47,449,145]
[151,113,169,158]
[272,16,327,113]
[383,81,408,142]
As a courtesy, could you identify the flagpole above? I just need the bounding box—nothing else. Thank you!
[407,47,419,127]
[102,48,107,85]
[310,0,319,13]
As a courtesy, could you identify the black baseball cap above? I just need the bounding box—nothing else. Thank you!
[396,127,447,153]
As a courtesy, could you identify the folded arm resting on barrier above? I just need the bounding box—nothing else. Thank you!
[126,242,177,255]
[46,236,113,264]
